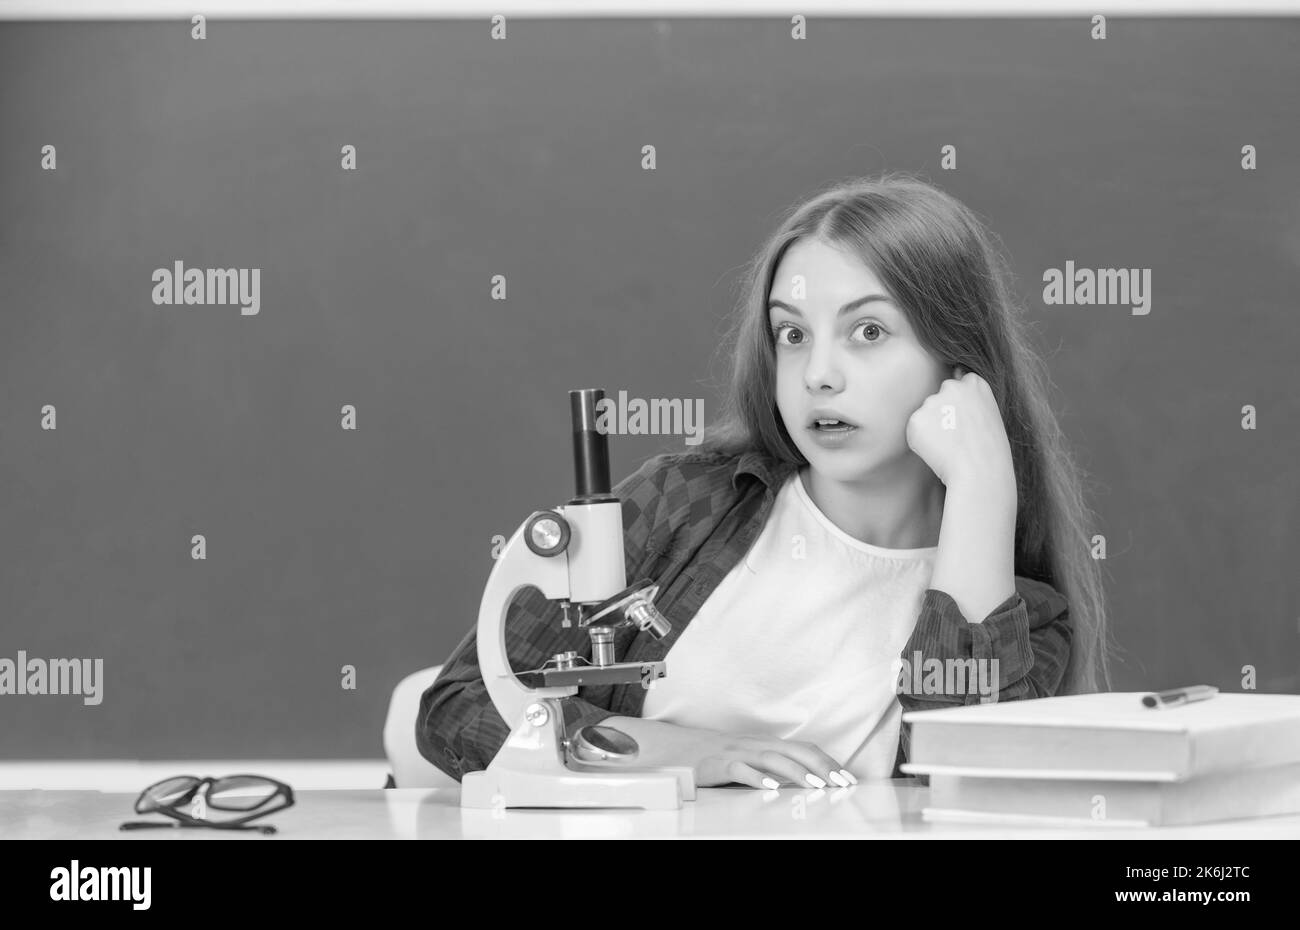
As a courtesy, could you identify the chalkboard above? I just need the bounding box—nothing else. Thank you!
[1,16,1297,759]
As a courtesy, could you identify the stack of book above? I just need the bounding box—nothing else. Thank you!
[899,691,1300,827]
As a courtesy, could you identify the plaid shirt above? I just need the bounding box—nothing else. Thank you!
[417,448,1073,783]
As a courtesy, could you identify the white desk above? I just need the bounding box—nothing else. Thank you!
[5,782,1300,839]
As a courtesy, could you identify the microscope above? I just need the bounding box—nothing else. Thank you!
[459,389,698,811]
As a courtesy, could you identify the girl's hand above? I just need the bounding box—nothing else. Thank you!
[600,716,856,789]
[905,364,1016,497]
[698,733,857,789]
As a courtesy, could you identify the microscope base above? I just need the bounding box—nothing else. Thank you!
[567,760,697,801]
[458,695,697,810]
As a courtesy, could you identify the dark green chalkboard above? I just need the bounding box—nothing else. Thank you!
[1,16,1296,759]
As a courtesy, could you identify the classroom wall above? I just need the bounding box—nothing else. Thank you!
[2,16,1297,759]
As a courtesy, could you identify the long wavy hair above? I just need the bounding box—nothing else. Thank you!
[699,172,1114,695]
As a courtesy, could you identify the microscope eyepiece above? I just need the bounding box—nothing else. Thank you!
[570,388,616,503]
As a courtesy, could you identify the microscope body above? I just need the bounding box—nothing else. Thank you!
[459,389,697,811]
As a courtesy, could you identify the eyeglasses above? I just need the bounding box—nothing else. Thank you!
[119,774,294,835]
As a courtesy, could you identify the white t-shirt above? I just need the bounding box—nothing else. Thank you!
[639,469,938,780]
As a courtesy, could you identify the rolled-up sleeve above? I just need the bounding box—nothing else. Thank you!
[899,579,1073,710]
[889,579,1072,781]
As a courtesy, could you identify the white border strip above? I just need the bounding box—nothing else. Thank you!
[1,0,1298,19]
[0,760,391,791]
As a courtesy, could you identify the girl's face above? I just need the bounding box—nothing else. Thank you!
[767,237,951,485]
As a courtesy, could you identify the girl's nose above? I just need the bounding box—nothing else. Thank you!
[804,348,845,392]
[804,361,845,393]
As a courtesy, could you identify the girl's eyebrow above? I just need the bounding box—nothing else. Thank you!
[767,295,896,319]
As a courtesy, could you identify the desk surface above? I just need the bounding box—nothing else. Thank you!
[6,783,1300,839]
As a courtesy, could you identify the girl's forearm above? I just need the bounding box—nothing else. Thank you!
[928,476,1017,624]
[599,715,728,770]
[602,715,721,745]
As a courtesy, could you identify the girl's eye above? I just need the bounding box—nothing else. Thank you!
[853,321,885,343]
[770,322,803,346]
[770,320,886,346]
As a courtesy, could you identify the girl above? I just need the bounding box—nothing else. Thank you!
[420,172,1113,789]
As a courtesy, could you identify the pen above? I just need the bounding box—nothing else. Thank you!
[1141,685,1219,709]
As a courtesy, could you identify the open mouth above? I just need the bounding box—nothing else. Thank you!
[809,418,857,432]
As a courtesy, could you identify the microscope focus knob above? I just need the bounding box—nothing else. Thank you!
[523,510,570,557]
